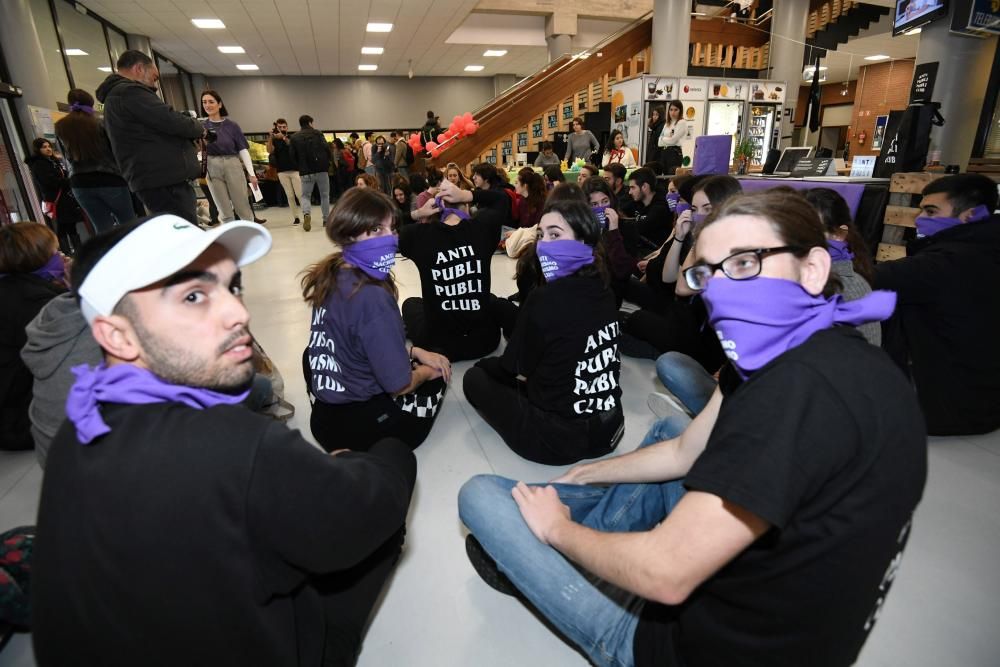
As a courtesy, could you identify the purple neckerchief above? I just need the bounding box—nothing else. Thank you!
[915,204,991,238]
[691,212,707,225]
[70,102,94,114]
[827,238,855,262]
[675,202,691,217]
[666,192,680,211]
[66,363,250,445]
[536,239,595,281]
[342,235,398,280]
[435,196,470,222]
[34,253,66,283]
[702,276,896,379]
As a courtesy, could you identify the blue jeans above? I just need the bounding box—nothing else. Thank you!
[457,414,691,667]
[72,186,136,232]
[300,172,330,221]
[655,351,717,416]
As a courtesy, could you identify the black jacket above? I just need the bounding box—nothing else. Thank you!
[270,133,297,172]
[0,274,66,450]
[288,127,330,175]
[646,119,665,164]
[95,74,204,191]
[874,217,1000,435]
[24,155,68,202]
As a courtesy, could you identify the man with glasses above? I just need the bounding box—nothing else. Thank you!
[458,189,925,667]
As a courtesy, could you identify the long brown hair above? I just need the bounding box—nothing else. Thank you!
[803,187,875,283]
[698,190,841,297]
[54,90,104,163]
[518,171,546,219]
[301,188,399,307]
[0,222,58,273]
[355,173,381,191]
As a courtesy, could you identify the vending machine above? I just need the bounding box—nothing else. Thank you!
[705,79,748,164]
[745,81,787,165]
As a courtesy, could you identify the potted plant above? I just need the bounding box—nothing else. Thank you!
[733,137,756,175]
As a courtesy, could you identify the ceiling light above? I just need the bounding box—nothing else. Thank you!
[905,27,922,35]
[464,65,484,72]
[864,54,890,61]
[192,18,226,29]
[98,66,112,72]
[366,23,393,32]
[236,64,258,71]
[64,48,88,56]
[358,64,378,71]
[218,46,245,54]
[483,50,507,57]
[361,47,384,55]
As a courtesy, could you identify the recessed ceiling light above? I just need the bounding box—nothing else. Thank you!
[361,47,384,55]
[864,54,890,61]
[192,18,226,29]
[218,46,245,54]
[366,23,393,32]
[483,50,507,57]
[358,64,378,71]
[236,64,258,71]
[98,66,112,72]
[464,65,484,72]
[64,48,89,56]
[905,27,922,35]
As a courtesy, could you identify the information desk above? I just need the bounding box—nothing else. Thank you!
[736,176,891,260]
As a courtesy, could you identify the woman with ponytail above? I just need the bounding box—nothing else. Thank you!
[463,193,624,465]
[301,188,450,451]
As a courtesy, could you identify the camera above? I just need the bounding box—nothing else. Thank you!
[204,128,218,143]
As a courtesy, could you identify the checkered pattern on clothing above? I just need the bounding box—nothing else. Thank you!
[395,386,445,419]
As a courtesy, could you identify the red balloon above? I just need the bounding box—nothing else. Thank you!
[437,133,447,143]
[430,148,442,158]
[425,141,438,152]
[464,121,479,136]
[462,112,474,124]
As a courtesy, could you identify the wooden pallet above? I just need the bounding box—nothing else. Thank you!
[876,172,942,262]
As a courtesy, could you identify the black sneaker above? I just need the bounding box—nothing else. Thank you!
[465,535,521,598]
[292,217,301,225]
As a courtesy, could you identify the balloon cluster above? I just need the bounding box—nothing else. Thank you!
[408,111,479,159]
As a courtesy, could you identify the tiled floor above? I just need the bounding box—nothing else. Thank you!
[2,207,998,665]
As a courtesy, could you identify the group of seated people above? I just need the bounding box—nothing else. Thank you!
[0,157,997,664]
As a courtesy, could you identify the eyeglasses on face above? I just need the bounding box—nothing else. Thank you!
[683,246,804,291]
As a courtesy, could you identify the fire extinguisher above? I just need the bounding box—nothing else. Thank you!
[856,129,867,145]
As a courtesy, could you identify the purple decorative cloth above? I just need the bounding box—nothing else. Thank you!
[33,254,66,283]
[675,202,691,216]
[66,364,249,445]
[435,196,471,222]
[666,192,680,211]
[693,135,733,176]
[342,235,399,281]
[827,239,855,262]
[737,178,865,218]
[702,276,896,378]
[915,204,991,238]
[536,239,595,281]
[692,212,707,225]
[69,102,94,114]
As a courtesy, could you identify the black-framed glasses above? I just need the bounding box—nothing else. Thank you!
[683,246,804,291]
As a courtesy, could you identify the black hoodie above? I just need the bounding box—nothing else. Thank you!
[95,74,204,191]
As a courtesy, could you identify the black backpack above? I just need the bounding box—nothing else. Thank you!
[405,143,415,166]
[304,133,330,173]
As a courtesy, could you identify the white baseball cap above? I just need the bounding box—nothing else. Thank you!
[78,215,272,324]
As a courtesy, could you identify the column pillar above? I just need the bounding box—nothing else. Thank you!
[546,11,577,62]
[0,0,59,140]
[769,0,810,147]
[125,34,153,58]
[651,0,690,75]
[915,7,997,170]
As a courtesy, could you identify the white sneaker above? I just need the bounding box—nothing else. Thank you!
[647,391,689,419]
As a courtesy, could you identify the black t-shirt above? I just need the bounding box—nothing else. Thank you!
[633,327,927,667]
[398,209,503,337]
[633,198,671,251]
[34,402,416,666]
[502,274,622,419]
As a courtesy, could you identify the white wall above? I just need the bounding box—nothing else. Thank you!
[204,76,495,133]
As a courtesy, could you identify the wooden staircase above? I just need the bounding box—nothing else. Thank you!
[806,1,891,62]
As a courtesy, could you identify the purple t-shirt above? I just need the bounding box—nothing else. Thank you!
[203,118,249,156]
[306,269,411,404]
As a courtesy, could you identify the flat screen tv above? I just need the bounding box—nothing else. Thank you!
[893,0,949,36]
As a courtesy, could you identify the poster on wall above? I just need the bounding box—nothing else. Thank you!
[532,120,543,138]
[708,80,749,101]
[871,114,889,150]
[644,76,679,101]
[548,113,557,129]
[563,104,574,120]
[750,81,787,103]
[610,76,644,157]
[679,79,708,100]
[518,131,528,148]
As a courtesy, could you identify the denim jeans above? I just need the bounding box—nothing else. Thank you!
[655,351,717,416]
[71,186,136,232]
[457,413,691,667]
[300,171,330,221]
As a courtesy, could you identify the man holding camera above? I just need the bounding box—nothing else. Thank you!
[96,50,204,224]
[266,118,302,226]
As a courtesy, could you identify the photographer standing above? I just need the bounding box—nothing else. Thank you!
[201,90,258,224]
[266,118,302,226]
[96,50,204,223]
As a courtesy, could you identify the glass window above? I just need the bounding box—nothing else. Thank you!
[53,0,113,98]
[106,28,128,68]
[29,0,71,105]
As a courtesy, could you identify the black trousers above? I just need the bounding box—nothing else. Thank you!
[660,146,683,175]
[463,357,624,466]
[401,297,513,361]
[309,379,447,452]
[199,181,219,224]
[136,181,198,224]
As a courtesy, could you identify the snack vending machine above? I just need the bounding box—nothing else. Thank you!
[745,81,786,165]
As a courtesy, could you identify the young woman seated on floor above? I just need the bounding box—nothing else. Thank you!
[462,193,624,466]
[301,188,451,452]
[582,176,637,306]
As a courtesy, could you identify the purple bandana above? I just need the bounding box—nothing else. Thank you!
[34,253,66,283]
[70,102,94,114]
[702,276,897,379]
[435,197,471,223]
[342,235,399,280]
[536,239,595,281]
[666,192,680,211]
[691,212,707,225]
[66,363,250,444]
[915,204,991,238]
[827,238,855,262]
[675,202,691,217]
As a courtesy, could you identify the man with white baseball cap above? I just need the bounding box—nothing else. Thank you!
[32,215,417,666]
